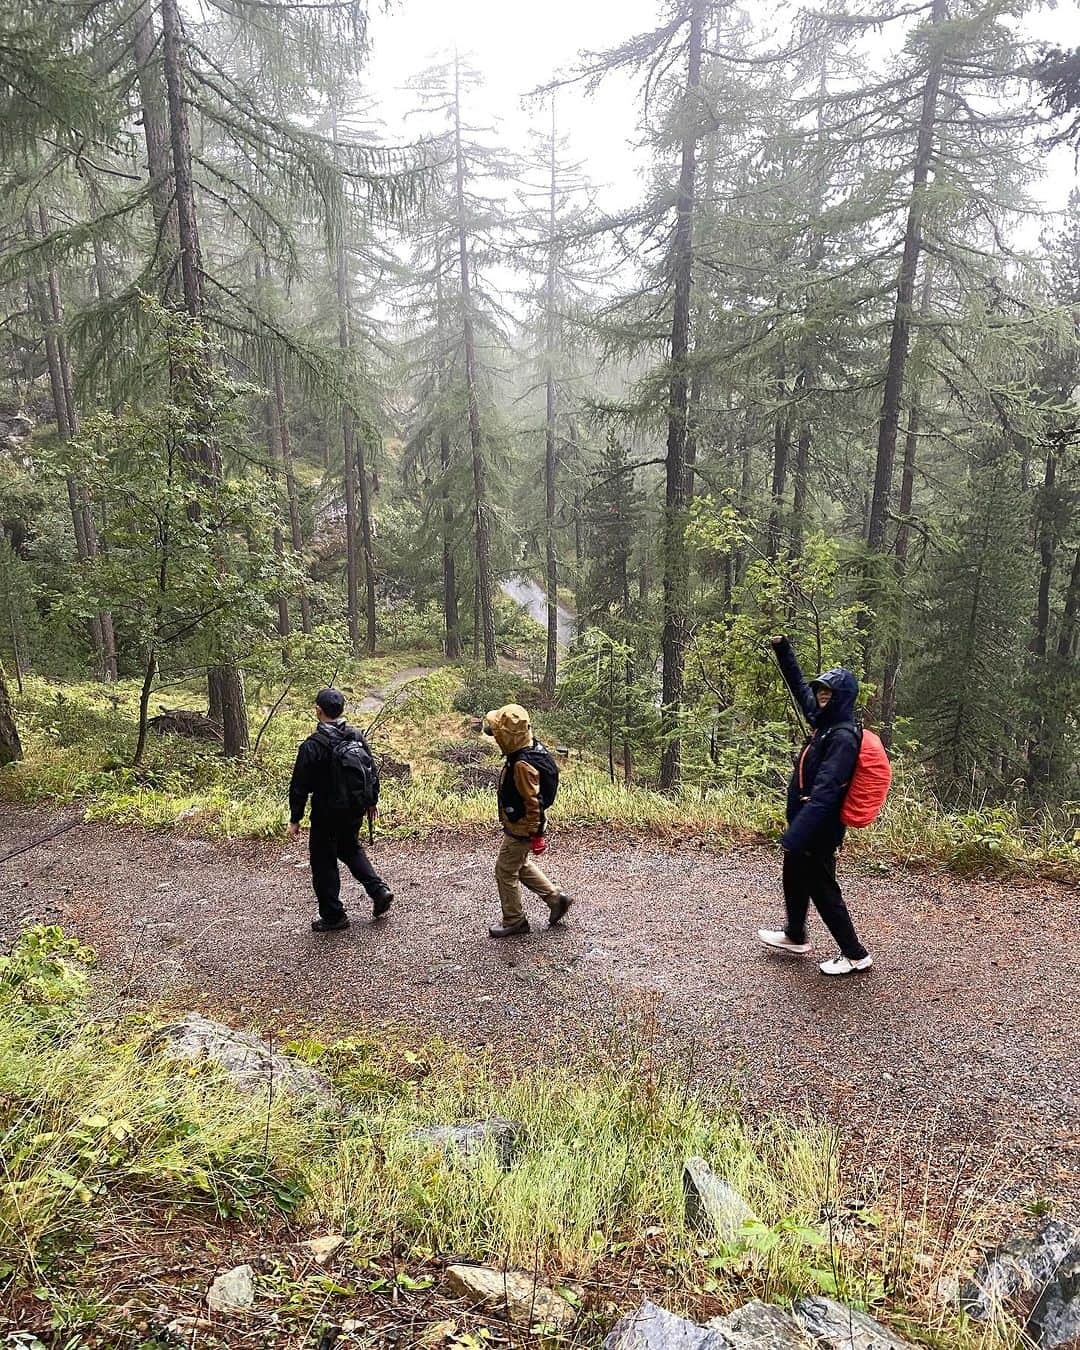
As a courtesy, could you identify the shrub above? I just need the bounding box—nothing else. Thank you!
[451,663,537,717]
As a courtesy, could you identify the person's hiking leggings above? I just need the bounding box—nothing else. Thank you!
[496,834,560,924]
[783,847,868,960]
[309,812,386,922]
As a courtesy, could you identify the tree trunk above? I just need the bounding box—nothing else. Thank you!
[791,420,810,558]
[1058,544,1080,661]
[162,0,244,753]
[542,112,560,697]
[272,351,312,633]
[341,407,360,655]
[209,663,249,757]
[331,108,364,657]
[879,394,922,742]
[31,211,116,680]
[659,0,704,793]
[433,243,461,660]
[132,1,175,258]
[454,56,496,669]
[263,388,290,640]
[356,430,377,655]
[880,265,935,742]
[440,427,461,659]
[866,0,946,559]
[132,646,157,767]
[1031,445,1056,659]
[0,666,22,766]
[767,366,790,559]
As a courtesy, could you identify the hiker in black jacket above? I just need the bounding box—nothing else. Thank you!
[288,688,393,933]
[757,637,873,976]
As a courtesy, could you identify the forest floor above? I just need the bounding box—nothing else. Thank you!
[1,802,1077,1211]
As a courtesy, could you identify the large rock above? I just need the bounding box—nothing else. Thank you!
[1029,1255,1080,1348]
[709,1300,812,1350]
[143,1013,336,1104]
[959,1219,1080,1321]
[793,1296,914,1350]
[683,1158,758,1242]
[445,1264,576,1331]
[410,1117,522,1169]
[604,1300,729,1349]
[207,1264,255,1314]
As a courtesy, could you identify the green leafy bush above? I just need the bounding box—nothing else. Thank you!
[451,663,537,717]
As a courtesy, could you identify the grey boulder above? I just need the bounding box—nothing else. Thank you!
[793,1295,914,1350]
[1028,1254,1080,1349]
[604,1300,730,1349]
[710,1300,812,1350]
[683,1157,759,1242]
[959,1219,1080,1321]
[143,1012,336,1104]
[410,1117,521,1169]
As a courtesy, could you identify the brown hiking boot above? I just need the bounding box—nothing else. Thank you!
[548,893,574,927]
[488,918,530,938]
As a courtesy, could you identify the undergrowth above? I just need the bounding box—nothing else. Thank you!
[0,926,1014,1349]
[0,663,1076,883]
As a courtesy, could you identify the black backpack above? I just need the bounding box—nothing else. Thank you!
[516,741,559,808]
[320,725,380,815]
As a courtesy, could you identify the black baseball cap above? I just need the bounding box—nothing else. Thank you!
[315,688,346,717]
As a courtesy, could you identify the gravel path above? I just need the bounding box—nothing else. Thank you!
[1,803,1076,1206]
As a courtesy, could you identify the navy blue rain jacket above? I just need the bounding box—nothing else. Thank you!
[774,639,860,854]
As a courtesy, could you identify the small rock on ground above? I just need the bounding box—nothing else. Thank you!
[207,1264,256,1314]
[303,1234,348,1265]
[445,1263,576,1330]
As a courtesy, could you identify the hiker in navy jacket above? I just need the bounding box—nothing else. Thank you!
[757,637,873,976]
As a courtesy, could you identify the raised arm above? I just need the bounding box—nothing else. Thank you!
[770,636,818,723]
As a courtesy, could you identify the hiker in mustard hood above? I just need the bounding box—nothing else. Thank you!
[481,704,573,938]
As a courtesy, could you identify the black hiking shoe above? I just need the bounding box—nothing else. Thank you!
[371,887,394,919]
[311,915,350,933]
[488,918,530,938]
[548,893,574,927]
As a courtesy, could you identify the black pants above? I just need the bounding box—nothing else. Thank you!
[783,848,868,960]
[309,813,386,923]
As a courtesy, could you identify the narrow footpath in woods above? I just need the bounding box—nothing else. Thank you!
[0,803,1076,1204]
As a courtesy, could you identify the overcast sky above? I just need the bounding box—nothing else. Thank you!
[360,0,1080,237]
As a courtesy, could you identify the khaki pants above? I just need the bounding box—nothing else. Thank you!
[496,834,559,924]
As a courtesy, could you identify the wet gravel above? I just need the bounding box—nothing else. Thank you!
[1,803,1077,1206]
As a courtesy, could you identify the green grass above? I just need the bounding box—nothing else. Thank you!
[0,926,1017,1349]
[1,665,1076,883]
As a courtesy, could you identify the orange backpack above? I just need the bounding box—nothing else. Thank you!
[840,729,892,827]
[797,725,892,828]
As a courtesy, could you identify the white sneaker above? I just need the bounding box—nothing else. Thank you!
[819,954,874,976]
[758,929,812,955]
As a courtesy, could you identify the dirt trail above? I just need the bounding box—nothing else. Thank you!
[1,803,1076,1205]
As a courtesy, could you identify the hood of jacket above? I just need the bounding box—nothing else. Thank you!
[810,667,859,728]
[483,703,533,755]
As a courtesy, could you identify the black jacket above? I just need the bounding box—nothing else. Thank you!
[775,639,860,854]
[288,721,376,824]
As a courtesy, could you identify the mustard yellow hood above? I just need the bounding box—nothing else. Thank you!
[483,703,533,755]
